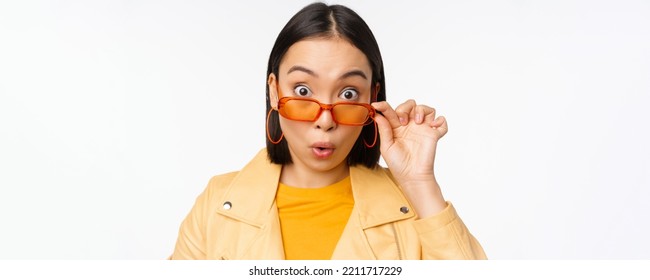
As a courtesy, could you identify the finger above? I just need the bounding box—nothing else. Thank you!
[371,101,401,129]
[430,114,444,127]
[422,105,437,124]
[394,99,416,126]
[432,116,448,139]
[372,114,394,148]
[417,105,436,124]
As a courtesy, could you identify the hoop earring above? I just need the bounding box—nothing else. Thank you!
[266,109,284,144]
[363,119,378,148]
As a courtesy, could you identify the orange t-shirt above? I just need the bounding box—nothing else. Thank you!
[276,176,354,260]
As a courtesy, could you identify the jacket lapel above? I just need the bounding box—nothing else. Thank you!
[349,166,416,229]
[331,165,416,259]
[214,149,285,259]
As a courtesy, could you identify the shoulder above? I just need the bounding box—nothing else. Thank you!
[203,171,239,197]
[207,171,239,187]
[349,165,398,183]
[185,171,240,216]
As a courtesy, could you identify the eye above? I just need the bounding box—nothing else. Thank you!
[339,88,359,101]
[293,85,312,97]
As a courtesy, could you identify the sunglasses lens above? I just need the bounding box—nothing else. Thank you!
[333,104,370,125]
[280,99,320,121]
[278,98,372,125]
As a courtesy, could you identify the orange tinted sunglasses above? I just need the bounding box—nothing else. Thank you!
[276,97,376,126]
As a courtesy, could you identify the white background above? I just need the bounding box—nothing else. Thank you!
[0,0,648,259]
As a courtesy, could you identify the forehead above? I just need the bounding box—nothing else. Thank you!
[279,37,371,77]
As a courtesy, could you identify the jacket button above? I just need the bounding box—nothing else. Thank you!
[223,201,232,210]
[400,206,409,214]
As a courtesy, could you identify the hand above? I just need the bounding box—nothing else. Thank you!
[371,99,448,218]
[372,99,448,183]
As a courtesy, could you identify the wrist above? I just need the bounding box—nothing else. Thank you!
[393,172,438,190]
[398,178,447,219]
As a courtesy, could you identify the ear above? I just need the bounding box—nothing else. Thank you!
[373,82,381,102]
[268,73,279,109]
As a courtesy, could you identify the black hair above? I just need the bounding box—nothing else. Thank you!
[266,2,386,168]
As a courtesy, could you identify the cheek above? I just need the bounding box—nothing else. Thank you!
[278,118,307,140]
[278,118,291,134]
[278,118,364,147]
[341,126,364,143]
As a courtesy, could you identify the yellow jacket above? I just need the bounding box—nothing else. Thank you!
[171,149,486,260]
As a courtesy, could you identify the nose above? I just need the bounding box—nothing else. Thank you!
[314,108,336,131]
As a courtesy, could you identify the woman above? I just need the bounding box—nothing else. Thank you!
[170,2,486,260]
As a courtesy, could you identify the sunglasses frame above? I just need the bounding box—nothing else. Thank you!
[276,96,376,126]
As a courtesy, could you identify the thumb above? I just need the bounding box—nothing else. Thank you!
[373,114,394,149]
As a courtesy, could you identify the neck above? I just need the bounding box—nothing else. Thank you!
[280,161,350,188]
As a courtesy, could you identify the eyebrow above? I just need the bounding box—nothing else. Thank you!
[287,65,318,77]
[339,69,368,80]
[287,65,368,80]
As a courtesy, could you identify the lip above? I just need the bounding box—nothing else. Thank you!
[310,142,336,159]
[310,142,335,149]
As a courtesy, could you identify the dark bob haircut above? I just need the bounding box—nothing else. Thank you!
[266,2,386,168]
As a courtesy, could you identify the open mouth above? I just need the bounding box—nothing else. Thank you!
[311,143,335,158]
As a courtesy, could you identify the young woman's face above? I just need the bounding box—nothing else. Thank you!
[269,37,373,173]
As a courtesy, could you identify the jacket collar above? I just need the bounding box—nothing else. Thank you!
[216,149,415,228]
[349,164,416,228]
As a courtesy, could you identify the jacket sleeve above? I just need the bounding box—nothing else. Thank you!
[169,182,214,260]
[412,202,487,260]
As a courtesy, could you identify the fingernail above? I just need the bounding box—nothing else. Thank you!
[399,117,406,125]
[416,114,422,123]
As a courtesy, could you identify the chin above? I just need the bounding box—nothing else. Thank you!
[304,154,348,172]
